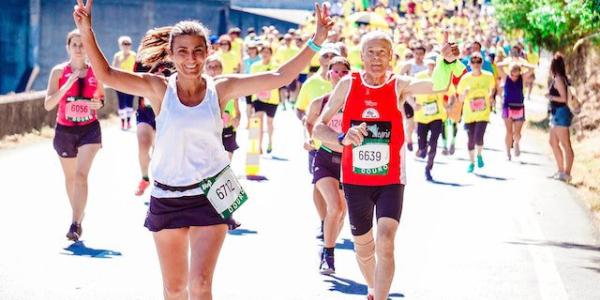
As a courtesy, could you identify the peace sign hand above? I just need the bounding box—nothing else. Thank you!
[313,3,335,45]
[73,0,93,31]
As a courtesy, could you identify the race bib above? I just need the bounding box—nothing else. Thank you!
[351,121,391,175]
[508,107,524,119]
[470,97,486,112]
[328,113,343,133]
[200,166,249,219]
[257,90,271,101]
[423,101,439,116]
[65,97,93,122]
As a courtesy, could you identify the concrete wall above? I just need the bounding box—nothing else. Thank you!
[232,0,317,10]
[0,89,119,139]
[0,0,231,94]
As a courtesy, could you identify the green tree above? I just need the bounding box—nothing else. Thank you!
[493,0,600,52]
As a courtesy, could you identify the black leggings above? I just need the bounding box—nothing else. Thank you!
[441,120,458,140]
[465,121,488,151]
[417,120,443,170]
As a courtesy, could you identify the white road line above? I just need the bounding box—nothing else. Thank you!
[517,203,569,300]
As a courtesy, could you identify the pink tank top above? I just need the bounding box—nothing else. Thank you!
[56,64,99,126]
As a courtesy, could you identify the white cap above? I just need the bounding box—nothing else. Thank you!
[319,43,341,57]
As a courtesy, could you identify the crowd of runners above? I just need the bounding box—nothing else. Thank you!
[43,0,580,299]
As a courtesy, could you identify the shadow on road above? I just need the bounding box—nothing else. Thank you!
[263,155,289,161]
[335,238,354,251]
[474,173,510,181]
[429,179,470,187]
[62,241,122,259]
[245,175,269,181]
[507,240,600,252]
[518,160,544,166]
[228,228,258,236]
[324,275,404,298]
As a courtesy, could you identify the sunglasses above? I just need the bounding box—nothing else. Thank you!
[330,69,349,76]
[122,43,132,46]
[471,59,483,64]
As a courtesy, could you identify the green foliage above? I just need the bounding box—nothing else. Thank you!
[492,0,600,52]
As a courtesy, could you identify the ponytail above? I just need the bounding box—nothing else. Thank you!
[138,26,172,66]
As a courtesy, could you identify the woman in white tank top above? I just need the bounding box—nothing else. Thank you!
[73,0,334,298]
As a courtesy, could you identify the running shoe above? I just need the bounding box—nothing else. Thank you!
[425,169,433,181]
[514,143,521,157]
[135,179,150,196]
[416,149,426,159]
[442,147,449,155]
[66,222,82,241]
[449,144,456,155]
[227,218,242,231]
[558,172,572,183]
[407,143,413,152]
[477,155,484,168]
[266,144,273,154]
[316,223,324,240]
[319,253,335,275]
[467,163,475,173]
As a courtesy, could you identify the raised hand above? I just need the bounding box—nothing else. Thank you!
[73,0,93,31]
[64,69,81,90]
[313,3,335,45]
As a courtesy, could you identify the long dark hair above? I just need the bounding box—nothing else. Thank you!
[550,53,568,81]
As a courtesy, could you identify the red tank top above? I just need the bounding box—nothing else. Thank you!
[341,72,405,186]
[56,64,99,126]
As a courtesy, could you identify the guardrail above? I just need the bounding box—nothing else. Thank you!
[0,89,120,139]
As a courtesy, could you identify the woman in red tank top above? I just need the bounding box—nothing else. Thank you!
[44,29,104,242]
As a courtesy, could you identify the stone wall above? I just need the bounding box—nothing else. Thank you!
[0,89,119,139]
[566,42,600,133]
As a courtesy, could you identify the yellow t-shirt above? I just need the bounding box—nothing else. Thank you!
[116,51,136,72]
[218,50,240,74]
[457,71,495,123]
[414,71,446,124]
[231,37,244,60]
[274,45,300,66]
[295,74,332,111]
[348,45,362,70]
[250,61,280,105]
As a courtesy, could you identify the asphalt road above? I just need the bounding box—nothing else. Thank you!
[0,100,598,300]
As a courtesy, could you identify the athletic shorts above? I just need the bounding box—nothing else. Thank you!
[404,102,414,119]
[253,100,278,118]
[312,148,341,184]
[136,107,156,130]
[222,126,239,153]
[309,66,319,73]
[144,193,233,232]
[308,149,317,175]
[53,120,102,158]
[342,184,404,236]
[116,91,134,110]
[502,106,525,122]
[298,74,308,84]
[245,95,253,105]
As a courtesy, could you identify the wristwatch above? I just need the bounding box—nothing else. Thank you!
[337,133,346,146]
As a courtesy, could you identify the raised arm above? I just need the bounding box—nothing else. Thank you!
[73,0,165,107]
[215,3,333,104]
[45,66,76,111]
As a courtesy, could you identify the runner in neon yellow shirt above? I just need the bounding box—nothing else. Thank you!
[412,60,447,180]
[457,53,496,173]
[251,45,279,154]
[275,34,301,109]
[216,36,240,74]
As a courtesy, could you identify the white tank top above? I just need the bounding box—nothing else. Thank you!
[151,74,229,198]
